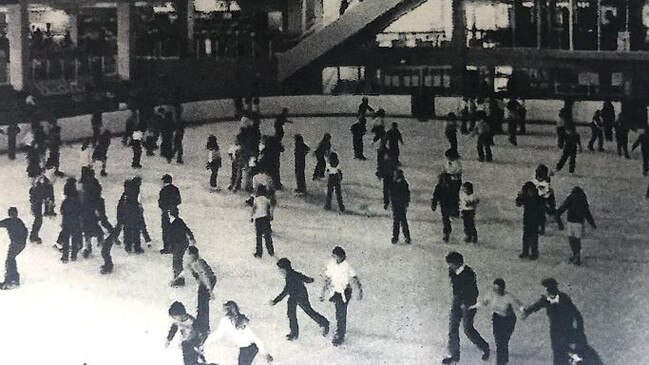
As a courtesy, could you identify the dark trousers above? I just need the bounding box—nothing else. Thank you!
[4,241,25,284]
[448,304,490,360]
[522,224,539,257]
[238,343,259,365]
[196,283,212,334]
[477,135,493,162]
[172,246,187,279]
[295,161,306,192]
[100,235,114,270]
[175,140,184,163]
[161,211,171,252]
[210,166,219,188]
[124,226,142,252]
[617,140,630,158]
[588,128,603,151]
[643,152,649,175]
[557,126,566,148]
[539,196,563,233]
[288,296,329,337]
[230,160,241,190]
[30,205,43,241]
[446,132,458,153]
[550,330,571,365]
[392,207,410,240]
[181,338,202,365]
[132,142,142,167]
[507,119,518,145]
[313,156,326,179]
[442,212,452,238]
[382,178,391,208]
[325,180,345,211]
[556,150,577,173]
[353,137,364,158]
[331,288,352,340]
[8,135,16,160]
[255,217,274,256]
[462,210,477,240]
[492,313,516,365]
[59,228,82,261]
[604,124,613,141]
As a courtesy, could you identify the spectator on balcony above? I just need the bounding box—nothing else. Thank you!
[601,10,620,51]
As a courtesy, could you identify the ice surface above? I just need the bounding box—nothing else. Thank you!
[0,117,647,365]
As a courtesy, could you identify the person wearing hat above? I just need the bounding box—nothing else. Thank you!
[270,258,329,341]
[523,278,585,365]
[442,251,490,364]
[320,246,363,346]
[0,207,28,289]
[389,168,411,244]
[158,174,182,254]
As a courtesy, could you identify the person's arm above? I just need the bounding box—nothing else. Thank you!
[507,292,527,313]
[181,220,195,243]
[196,260,216,291]
[271,284,289,306]
[297,271,315,284]
[165,323,178,347]
[584,201,596,228]
[320,276,331,301]
[523,296,548,318]
[246,328,273,361]
[431,186,440,210]
[556,198,568,218]
[469,292,489,310]
[632,136,641,150]
[0,218,8,229]
[353,276,363,300]
[398,130,404,144]
[515,193,524,207]
[405,182,411,207]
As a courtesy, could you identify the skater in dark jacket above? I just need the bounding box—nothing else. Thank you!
[130,126,144,168]
[46,125,63,176]
[556,126,582,174]
[0,207,28,289]
[631,128,649,175]
[378,150,397,209]
[532,164,564,235]
[0,121,21,160]
[251,185,274,258]
[351,117,367,160]
[271,258,329,340]
[115,179,144,255]
[432,173,460,242]
[173,119,185,164]
[79,168,109,259]
[515,181,545,260]
[473,114,493,162]
[614,116,630,159]
[445,113,459,153]
[176,246,217,334]
[274,108,293,141]
[587,110,604,152]
[386,122,404,164]
[294,134,310,194]
[159,109,175,163]
[390,169,411,244]
[312,133,331,180]
[29,175,48,244]
[93,128,112,176]
[58,178,82,263]
[505,99,519,146]
[443,252,490,364]
[523,278,585,365]
[159,174,182,254]
[556,187,596,266]
[601,100,615,141]
[206,135,222,189]
[324,152,345,212]
[358,97,374,118]
[168,207,196,287]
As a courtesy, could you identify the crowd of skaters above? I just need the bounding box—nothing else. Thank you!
[0,92,636,365]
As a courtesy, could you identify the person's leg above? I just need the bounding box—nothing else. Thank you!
[325,181,333,209]
[521,226,530,257]
[298,297,329,329]
[568,152,576,173]
[254,219,263,257]
[392,213,400,243]
[556,151,568,171]
[60,230,70,262]
[335,182,345,211]
[442,213,451,241]
[623,142,630,159]
[264,218,274,256]
[172,248,185,284]
[30,207,43,242]
[238,344,259,365]
[502,315,516,365]
[477,138,485,161]
[181,340,200,365]
[402,213,411,241]
[643,153,649,176]
[210,166,217,187]
[463,307,490,356]
[597,130,604,151]
[550,333,569,365]
[177,142,184,163]
[450,133,458,152]
[588,129,596,150]
[530,227,539,259]
[100,235,114,273]
[4,245,18,284]
[359,139,365,158]
[71,231,82,261]
[462,211,471,240]
[287,297,299,338]
[447,304,462,360]
[492,314,505,365]
[382,178,390,209]
[196,283,211,334]
[485,141,493,161]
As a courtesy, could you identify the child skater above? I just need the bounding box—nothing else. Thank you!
[459,181,479,243]
[532,164,564,234]
[515,182,545,260]
[432,173,459,242]
[203,301,274,365]
[445,113,459,153]
[165,301,208,365]
[313,133,331,180]
[294,134,310,195]
[0,207,28,289]
[631,128,649,176]
[324,152,345,212]
[556,186,596,266]
[469,278,525,365]
[251,185,274,258]
[206,135,222,190]
[270,258,330,341]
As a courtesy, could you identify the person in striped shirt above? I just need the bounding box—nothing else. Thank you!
[176,246,217,334]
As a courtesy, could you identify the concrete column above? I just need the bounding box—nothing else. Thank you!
[187,0,195,53]
[7,0,29,91]
[117,0,135,81]
[68,10,79,46]
[451,0,466,95]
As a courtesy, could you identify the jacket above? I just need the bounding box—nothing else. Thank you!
[449,265,479,307]
[557,193,595,226]
[271,269,315,303]
[158,184,182,210]
[515,193,545,226]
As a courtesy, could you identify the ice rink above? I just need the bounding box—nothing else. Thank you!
[0,116,647,365]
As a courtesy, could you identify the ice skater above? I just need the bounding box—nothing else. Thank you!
[115,179,144,255]
[459,181,479,243]
[556,186,596,266]
[0,120,21,160]
[294,134,310,194]
[28,174,49,244]
[614,116,630,159]
[168,207,196,287]
[386,122,404,165]
[601,100,615,141]
[432,173,459,242]
[532,164,564,234]
[173,118,185,164]
[92,127,112,176]
[505,99,519,146]
[130,126,144,168]
[389,168,411,244]
[523,278,585,365]
[176,246,217,334]
[515,181,545,260]
[203,301,274,365]
[159,174,182,254]
[274,107,293,141]
[442,251,490,364]
[445,113,459,153]
[270,258,329,340]
[58,178,82,263]
[320,246,363,346]
[251,185,274,258]
[470,278,524,365]
[313,133,331,180]
[206,135,222,190]
[0,207,28,289]
[556,126,582,174]
[45,124,64,176]
[378,150,397,209]
[631,128,649,176]
[165,301,208,365]
[351,116,367,160]
[159,108,175,163]
[587,110,604,152]
[358,97,374,118]
[79,168,109,258]
[473,113,493,162]
[324,152,345,212]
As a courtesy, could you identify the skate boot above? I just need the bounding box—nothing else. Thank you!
[100,265,113,275]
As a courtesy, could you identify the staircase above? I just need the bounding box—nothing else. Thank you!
[276,0,428,81]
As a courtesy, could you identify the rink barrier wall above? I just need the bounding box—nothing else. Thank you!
[433,97,625,124]
[1,94,646,153]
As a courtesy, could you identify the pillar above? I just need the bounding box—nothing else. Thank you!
[7,0,29,91]
[68,10,79,46]
[117,0,135,81]
[451,0,467,95]
[188,1,195,54]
